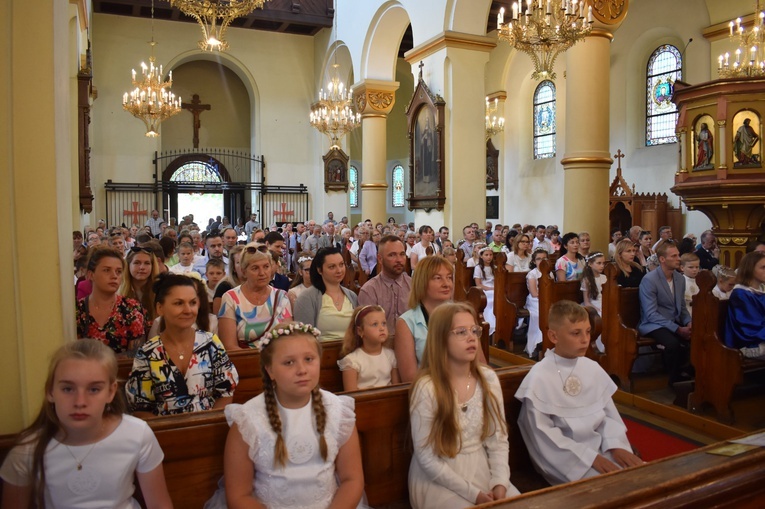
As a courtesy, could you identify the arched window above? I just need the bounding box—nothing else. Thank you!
[646,44,682,146]
[533,81,556,159]
[169,160,223,182]
[392,165,405,207]
[349,165,358,208]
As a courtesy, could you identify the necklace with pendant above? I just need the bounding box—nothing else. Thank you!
[553,352,582,396]
[460,371,472,412]
[163,337,192,361]
[65,443,98,471]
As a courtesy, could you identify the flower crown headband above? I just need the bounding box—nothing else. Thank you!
[297,256,313,264]
[478,246,492,255]
[585,251,604,263]
[255,322,322,351]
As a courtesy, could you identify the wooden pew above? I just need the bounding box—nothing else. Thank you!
[688,270,765,423]
[537,259,602,358]
[483,430,765,508]
[493,252,530,349]
[128,365,538,508]
[118,340,346,405]
[599,263,660,391]
[453,249,474,301]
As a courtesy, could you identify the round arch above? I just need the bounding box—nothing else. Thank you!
[319,41,355,96]
[360,1,411,81]
[444,0,493,34]
[163,50,262,156]
[162,154,232,183]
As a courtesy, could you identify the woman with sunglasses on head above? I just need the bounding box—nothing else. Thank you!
[294,247,358,341]
[218,243,292,351]
[77,247,148,354]
[119,244,161,327]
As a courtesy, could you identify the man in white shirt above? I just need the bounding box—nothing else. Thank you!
[459,225,476,259]
[145,209,164,238]
[193,231,229,276]
[532,225,554,254]
[244,213,260,236]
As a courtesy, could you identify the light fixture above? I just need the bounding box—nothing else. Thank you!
[309,63,361,147]
[122,0,181,137]
[486,96,505,140]
[497,0,593,80]
[170,0,270,51]
[718,1,765,78]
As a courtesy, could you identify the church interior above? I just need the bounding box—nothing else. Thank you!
[3,0,765,505]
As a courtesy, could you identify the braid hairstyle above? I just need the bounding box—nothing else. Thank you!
[258,322,326,469]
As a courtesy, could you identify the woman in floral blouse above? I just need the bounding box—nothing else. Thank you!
[126,273,239,416]
[76,247,147,353]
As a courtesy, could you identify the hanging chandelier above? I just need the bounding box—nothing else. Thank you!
[170,0,270,51]
[485,96,505,140]
[497,0,594,80]
[122,0,181,137]
[309,63,361,147]
[717,1,765,78]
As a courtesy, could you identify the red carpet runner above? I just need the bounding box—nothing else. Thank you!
[622,417,701,461]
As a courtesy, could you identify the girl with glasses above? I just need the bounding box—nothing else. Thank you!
[408,302,520,508]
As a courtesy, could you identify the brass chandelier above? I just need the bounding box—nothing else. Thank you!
[170,0,271,51]
[497,0,594,80]
[122,0,181,137]
[485,96,505,140]
[309,63,361,147]
[718,1,765,78]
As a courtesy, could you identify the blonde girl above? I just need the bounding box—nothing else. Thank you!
[581,252,607,352]
[120,245,161,323]
[338,305,400,391]
[473,247,496,334]
[525,248,551,358]
[0,340,171,509]
[466,242,487,268]
[614,239,645,288]
[505,234,531,273]
[206,322,365,509]
[408,303,520,508]
[288,253,314,308]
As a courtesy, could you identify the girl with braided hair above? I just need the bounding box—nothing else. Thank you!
[205,322,365,509]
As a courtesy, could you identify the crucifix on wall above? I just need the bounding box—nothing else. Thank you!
[181,94,211,149]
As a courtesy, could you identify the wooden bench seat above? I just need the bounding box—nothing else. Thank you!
[599,263,661,391]
[688,270,765,423]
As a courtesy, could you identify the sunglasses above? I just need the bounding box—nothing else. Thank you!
[130,246,152,254]
[244,245,269,254]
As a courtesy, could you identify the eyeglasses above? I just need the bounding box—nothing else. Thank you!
[450,325,482,340]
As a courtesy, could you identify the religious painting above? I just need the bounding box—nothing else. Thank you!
[692,114,715,171]
[486,139,499,190]
[323,146,349,192]
[732,110,761,169]
[405,69,446,211]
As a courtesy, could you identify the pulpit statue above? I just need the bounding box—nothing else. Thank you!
[694,123,714,170]
[733,118,760,167]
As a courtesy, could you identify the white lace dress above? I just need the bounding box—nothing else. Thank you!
[204,390,358,509]
[408,367,520,509]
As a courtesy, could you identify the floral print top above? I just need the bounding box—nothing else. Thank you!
[555,255,584,281]
[125,330,239,416]
[76,294,147,353]
[218,286,292,348]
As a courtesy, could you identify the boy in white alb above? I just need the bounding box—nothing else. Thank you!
[680,253,701,316]
[515,300,643,485]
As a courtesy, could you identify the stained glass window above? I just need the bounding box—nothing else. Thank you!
[349,165,358,208]
[533,81,556,159]
[646,45,682,146]
[392,165,405,207]
[170,160,223,182]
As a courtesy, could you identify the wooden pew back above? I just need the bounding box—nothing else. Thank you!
[493,253,530,348]
[688,270,765,423]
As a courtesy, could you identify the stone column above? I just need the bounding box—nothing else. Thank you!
[561,28,616,250]
[353,80,399,222]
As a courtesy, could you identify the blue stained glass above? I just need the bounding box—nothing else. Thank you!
[170,161,222,182]
[646,44,682,146]
[392,165,405,207]
[349,166,358,208]
[533,80,556,159]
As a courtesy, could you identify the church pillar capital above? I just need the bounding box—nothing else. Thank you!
[352,80,399,118]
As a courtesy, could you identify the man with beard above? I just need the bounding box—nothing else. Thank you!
[358,235,412,335]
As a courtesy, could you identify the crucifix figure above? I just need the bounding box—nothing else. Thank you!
[182,94,211,149]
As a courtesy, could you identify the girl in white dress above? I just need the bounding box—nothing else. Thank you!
[408,302,520,509]
[338,305,400,391]
[473,248,496,335]
[525,248,550,358]
[581,252,607,353]
[206,322,365,509]
[504,234,532,273]
[0,340,171,509]
[288,253,313,309]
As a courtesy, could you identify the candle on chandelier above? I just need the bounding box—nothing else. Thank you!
[588,6,593,23]
[512,3,518,20]
[498,7,504,25]
[546,0,551,15]
[736,48,741,64]
[729,21,734,37]
[718,55,723,70]
[751,46,757,62]
[725,52,730,66]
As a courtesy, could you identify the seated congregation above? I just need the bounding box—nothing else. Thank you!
[3,218,765,508]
